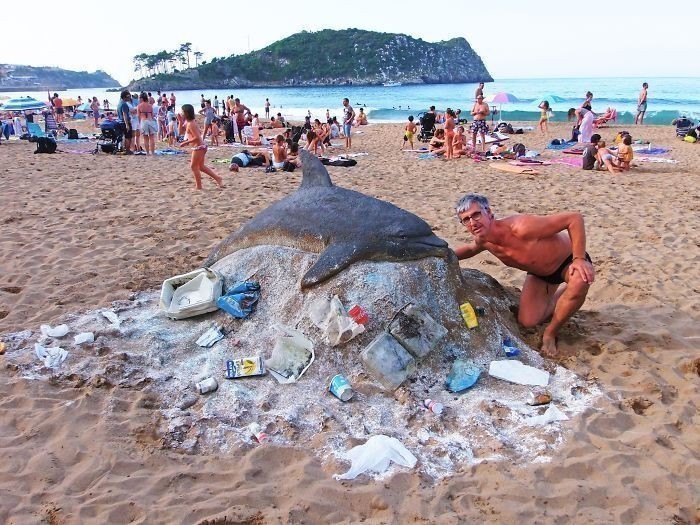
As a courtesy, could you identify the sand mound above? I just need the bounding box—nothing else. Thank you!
[3,246,599,479]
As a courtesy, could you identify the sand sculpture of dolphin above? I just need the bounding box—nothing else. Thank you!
[204,149,450,289]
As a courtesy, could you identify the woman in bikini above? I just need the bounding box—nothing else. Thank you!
[594,140,621,175]
[444,108,456,159]
[137,92,157,155]
[178,104,224,190]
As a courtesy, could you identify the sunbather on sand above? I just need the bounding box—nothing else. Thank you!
[595,141,621,174]
[452,126,468,156]
[228,149,271,172]
[429,129,446,155]
[452,193,594,358]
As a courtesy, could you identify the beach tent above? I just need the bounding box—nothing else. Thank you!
[1,96,48,111]
[485,92,519,123]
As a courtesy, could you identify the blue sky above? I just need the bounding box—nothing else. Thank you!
[4,0,698,85]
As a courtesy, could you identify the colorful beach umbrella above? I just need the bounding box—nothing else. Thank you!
[485,92,519,104]
[61,97,80,107]
[1,96,48,111]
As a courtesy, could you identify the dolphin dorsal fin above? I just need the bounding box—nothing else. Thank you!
[299,149,333,189]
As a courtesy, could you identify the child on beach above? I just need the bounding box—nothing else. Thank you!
[167,116,176,147]
[453,126,467,156]
[210,118,220,146]
[538,100,550,134]
[178,104,224,190]
[616,135,634,171]
[402,115,417,150]
[199,100,215,140]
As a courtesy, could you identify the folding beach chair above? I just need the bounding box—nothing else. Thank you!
[27,122,46,138]
[594,108,617,128]
[44,112,59,136]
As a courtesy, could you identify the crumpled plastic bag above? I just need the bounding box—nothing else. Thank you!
[265,325,314,384]
[217,281,261,319]
[525,404,569,426]
[101,310,121,328]
[73,332,94,345]
[40,324,69,338]
[309,295,364,346]
[334,435,417,480]
[35,343,68,368]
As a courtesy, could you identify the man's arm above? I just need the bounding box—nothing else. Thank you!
[452,242,486,260]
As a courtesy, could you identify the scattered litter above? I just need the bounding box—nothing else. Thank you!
[196,324,224,348]
[249,423,269,443]
[265,325,314,384]
[348,304,369,325]
[527,389,552,406]
[309,295,364,346]
[445,359,481,392]
[73,332,94,345]
[388,304,447,359]
[34,343,68,368]
[329,374,354,401]
[489,360,550,386]
[160,268,223,320]
[195,377,218,394]
[216,281,261,319]
[226,357,266,378]
[101,310,121,328]
[0,342,5,355]
[334,435,417,480]
[40,324,69,338]
[361,332,416,391]
[525,404,569,426]
[502,337,520,357]
[423,399,444,415]
[459,302,478,329]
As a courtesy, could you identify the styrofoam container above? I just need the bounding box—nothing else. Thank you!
[159,268,223,320]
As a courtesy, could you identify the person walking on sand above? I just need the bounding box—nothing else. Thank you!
[265,98,270,119]
[179,104,224,190]
[470,95,490,152]
[452,193,594,358]
[402,115,417,150]
[475,82,484,100]
[342,98,355,150]
[538,100,550,134]
[635,82,648,125]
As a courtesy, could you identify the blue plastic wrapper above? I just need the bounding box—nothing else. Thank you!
[445,359,481,393]
[216,281,261,318]
[502,337,520,357]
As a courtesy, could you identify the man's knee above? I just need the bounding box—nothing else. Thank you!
[517,311,541,328]
[566,274,590,300]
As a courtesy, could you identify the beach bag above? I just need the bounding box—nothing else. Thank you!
[511,143,526,158]
[34,137,57,154]
[683,135,696,143]
[282,161,296,172]
[321,158,358,167]
[68,128,79,139]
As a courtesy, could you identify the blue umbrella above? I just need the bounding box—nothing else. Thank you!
[77,102,92,112]
[1,96,47,111]
[535,93,566,104]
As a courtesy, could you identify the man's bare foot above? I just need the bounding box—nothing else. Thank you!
[191,186,202,191]
[540,333,558,358]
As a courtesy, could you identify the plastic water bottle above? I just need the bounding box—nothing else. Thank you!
[423,399,444,415]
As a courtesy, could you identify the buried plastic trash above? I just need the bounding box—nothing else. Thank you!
[101,310,121,328]
[489,359,550,386]
[361,332,416,391]
[445,359,481,392]
[40,324,69,338]
[334,435,418,480]
[216,281,261,319]
[73,332,94,345]
[388,304,447,359]
[34,343,68,368]
[309,295,364,346]
[196,324,224,348]
[160,268,223,320]
[525,403,569,426]
[265,325,315,384]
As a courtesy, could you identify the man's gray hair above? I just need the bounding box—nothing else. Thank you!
[456,193,490,215]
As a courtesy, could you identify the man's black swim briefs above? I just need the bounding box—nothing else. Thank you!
[529,252,592,285]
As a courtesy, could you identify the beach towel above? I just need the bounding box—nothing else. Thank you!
[636,157,678,164]
[417,153,438,159]
[546,141,576,150]
[212,158,230,164]
[509,160,551,166]
[632,147,669,155]
[154,148,186,156]
[552,157,583,168]
[563,147,585,155]
[490,163,539,175]
[403,148,429,152]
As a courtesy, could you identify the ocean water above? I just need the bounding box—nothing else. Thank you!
[3,77,698,125]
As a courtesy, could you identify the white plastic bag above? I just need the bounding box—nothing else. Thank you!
[309,295,364,346]
[101,310,121,328]
[40,324,69,338]
[265,325,315,384]
[35,343,68,368]
[73,332,94,345]
[525,404,569,426]
[488,359,550,386]
[334,435,417,480]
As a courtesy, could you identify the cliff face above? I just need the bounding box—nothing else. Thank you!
[0,65,119,90]
[127,29,492,91]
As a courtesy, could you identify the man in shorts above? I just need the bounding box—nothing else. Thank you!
[228,150,271,171]
[53,93,64,124]
[452,193,594,357]
[635,82,648,125]
[342,97,355,149]
[116,90,133,153]
[470,94,490,151]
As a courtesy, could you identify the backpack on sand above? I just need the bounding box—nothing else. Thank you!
[34,136,57,154]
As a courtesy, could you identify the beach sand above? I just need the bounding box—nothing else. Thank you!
[0,120,698,524]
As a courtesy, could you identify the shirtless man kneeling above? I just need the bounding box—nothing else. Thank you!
[452,193,595,357]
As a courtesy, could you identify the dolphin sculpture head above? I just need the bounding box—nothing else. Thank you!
[204,149,451,289]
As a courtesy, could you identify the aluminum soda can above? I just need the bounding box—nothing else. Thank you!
[423,398,444,415]
[329,374,354,401]
[249,422,269,443]
[195,377,218,395]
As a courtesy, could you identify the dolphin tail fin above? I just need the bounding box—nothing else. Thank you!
[300,242,363,289]
[299,149,333,189]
